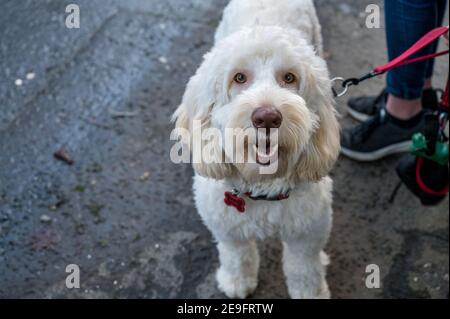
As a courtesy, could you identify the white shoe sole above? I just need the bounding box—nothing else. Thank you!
[341,141,411,162]
[346,106,372,122]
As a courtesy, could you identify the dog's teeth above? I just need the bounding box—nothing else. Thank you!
[254,144,279,163]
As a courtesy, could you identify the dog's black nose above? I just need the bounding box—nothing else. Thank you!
[251,107,282,129]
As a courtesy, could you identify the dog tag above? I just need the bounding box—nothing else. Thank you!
[224,192,246,213]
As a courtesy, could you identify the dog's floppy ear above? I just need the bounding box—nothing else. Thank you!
[172,57,234,179]
[296,73,340,182]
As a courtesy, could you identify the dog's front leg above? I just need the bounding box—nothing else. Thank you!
[282,241,330,299]
[216,240,259,299]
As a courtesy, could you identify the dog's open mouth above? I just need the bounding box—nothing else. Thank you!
[253,139,279,166]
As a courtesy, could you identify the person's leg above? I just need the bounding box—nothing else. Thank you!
[423,0,448,90]
[346,0,446,122]
[385,0,447,119]
[341,0,447,162]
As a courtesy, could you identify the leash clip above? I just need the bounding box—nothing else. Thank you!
[331,77,349,97]
[332,71,383,98]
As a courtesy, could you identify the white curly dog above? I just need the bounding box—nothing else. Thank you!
[173,0,340,299]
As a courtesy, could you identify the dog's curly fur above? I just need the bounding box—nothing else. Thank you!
[173,0,340,299]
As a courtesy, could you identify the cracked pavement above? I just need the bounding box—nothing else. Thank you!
[0,0,448,299]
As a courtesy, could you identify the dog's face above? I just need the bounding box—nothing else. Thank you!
[173,26,340,183]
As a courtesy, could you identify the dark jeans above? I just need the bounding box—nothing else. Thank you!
[385,0,447,100]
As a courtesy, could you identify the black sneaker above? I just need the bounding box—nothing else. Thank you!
[346,88,440,122]
[341,108,425,162]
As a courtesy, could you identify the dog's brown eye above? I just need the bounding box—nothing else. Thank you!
[284,73,296,84]
[234,73,247,84]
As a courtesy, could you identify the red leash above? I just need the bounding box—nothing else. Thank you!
[415,157,449,196]
[332,26,449,97]
[374,26,449,74]
[441,76,449,109]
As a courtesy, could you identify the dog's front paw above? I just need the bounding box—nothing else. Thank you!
[288,280,330,299]
[216,267,258,299]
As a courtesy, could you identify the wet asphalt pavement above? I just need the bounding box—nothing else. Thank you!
[0,0,448,299]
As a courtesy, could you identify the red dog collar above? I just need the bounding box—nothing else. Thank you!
[224,189,290,213]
